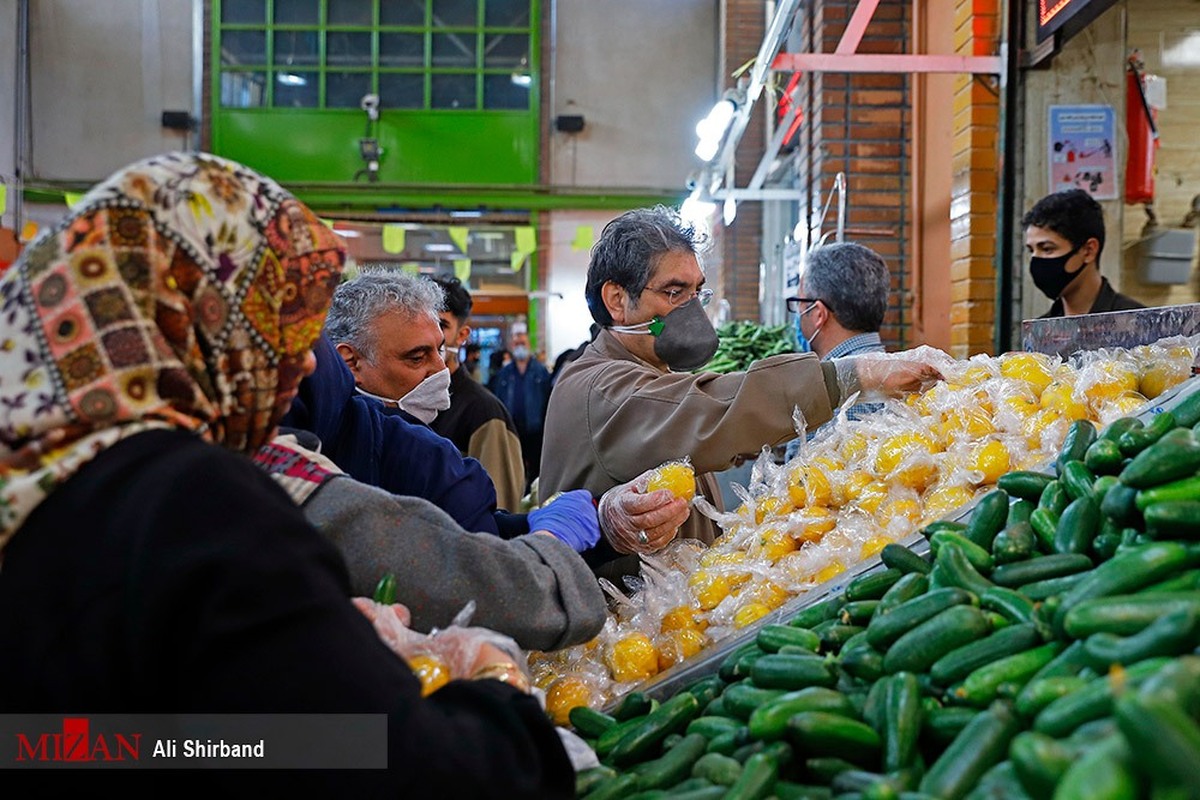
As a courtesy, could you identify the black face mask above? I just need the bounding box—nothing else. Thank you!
[611,296,720,371]
[1029,244,1083,300]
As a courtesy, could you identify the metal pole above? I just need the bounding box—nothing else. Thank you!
[13,0,30,233]
[995,0,1023,354]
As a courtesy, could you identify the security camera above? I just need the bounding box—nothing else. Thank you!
[361,93,380,121]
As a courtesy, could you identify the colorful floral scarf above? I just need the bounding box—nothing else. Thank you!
[0,152,345,553]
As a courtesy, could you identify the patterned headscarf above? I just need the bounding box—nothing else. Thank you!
[0,152,345,552]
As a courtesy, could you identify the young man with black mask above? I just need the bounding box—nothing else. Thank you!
[1022,189,1145,318]
[539,206,944,578]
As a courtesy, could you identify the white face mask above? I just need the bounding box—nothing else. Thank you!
[357,367,452,424]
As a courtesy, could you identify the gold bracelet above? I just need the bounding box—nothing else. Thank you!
[471,661,531,693]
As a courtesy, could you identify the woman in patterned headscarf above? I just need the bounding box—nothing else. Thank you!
[0,153,572,797]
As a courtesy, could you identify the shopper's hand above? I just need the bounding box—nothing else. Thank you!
[834,354,943,402]
[598,473,691,555]
[527,489,602,552]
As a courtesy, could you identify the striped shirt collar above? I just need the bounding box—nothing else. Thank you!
[824,332,886,360]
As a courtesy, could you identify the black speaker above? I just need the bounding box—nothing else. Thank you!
[161,111,194,131]
[554,115,585,133]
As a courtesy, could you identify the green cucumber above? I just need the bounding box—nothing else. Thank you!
[570,705,618,737]
[1117,410,1175,456]
[720,649,766,682]
[1057,420,1098,474]
[1136,655,1200,718]
[687,675,726,710]
[881,671,923,772]
[1135,473,1200,509]
[635,732,709,790]
[373,572,397,604]
[881,543,932,576]
[705,726,751,756]
[1084,437,1125,475]
[866,587,976,650]
[990,553,1093,588]
[1082,606,1200,668]
[786,712,881,766]
[1114,692,1200,799]
[841,601,881,626]
[839,643,885,683]
[1099,416,1143,442]
[919,700,1020,800]
[991,522,1036,565]
[609,692,702,766]
[1170,385,1200,427]
[1118,426,1200,488]
[1137,566,1200,594]
[722,751,779,800]
[980,587,1036,625]
[1054,541,1200,627]
[789,596,845,629]
[1050,732,1137,800]
[997,471,1056,502]
[930,531,994,573]
[1027,508,1059,552]
[1009,730,1073,800]
[1016,571,1090,602]
[1144,500,1200,539]
[876,572,930,615]
[1037,480,1069,516]
[691,751,743,786]
[929,623,1042,686]
[1053,495,1101,555]
[687,715,744,739]
[812,620,865,652]
[576,765,618,797]
[920,705,979,749]
[613,690,655,721]
[930,541,994,596]
[1062,592,1200,638]
[1059,460,1097,502]
[963,490,1010,550]
[1032,657,1171,737]
[951,642,1063,707]
[921,519,969,537]
[1090,474,1119,506]
[846,568,904,602]
[722,683,788,721]
[883,605,992,675]
[758,624,821,654]
[1008,499,1036,528]
[1100,483,1142,527]
[584,773,641,800]
[750,654,838,691]
[746,687,857,741]
[1014,675,1090,720]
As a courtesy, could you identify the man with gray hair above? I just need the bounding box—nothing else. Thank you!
[541,206,943,578]
[785,242,891,459]
[325,268,452,425]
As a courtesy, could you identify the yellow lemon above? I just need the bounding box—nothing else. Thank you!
[813,559,846,584]
[545,676,593,726]
[758,528,800,562]
[881,497,922,526]
[407,654,451,697]
[793,506,837,543]
[656,628,708,670]
[646,461,696,501]
[1139,363,1188,399]
[733,602,772,628]
[970,439,1012,485]
[853,481,891,514]
[1039,381,1089,421]
[1081,362,1140,407]
[606,632,660,683]
[922,484,975,521]
[859,534,892,559]
[660,605,708,633]
[688,570,733,610]
[787,480,808,508]
[999,352,1055,394]
[839,432,869,463]
[1106,391,1150,417]
[755,495,786,524]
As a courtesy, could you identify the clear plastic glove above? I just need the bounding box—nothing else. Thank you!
[527,488,602,552]
[597,471,691,555]
[833,353,944,403]
[351,598,533,692]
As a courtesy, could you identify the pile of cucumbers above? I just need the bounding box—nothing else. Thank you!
[570,389,1200,800]
[702,322,795,375]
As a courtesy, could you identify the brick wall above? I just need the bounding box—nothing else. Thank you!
[795,0,913,349]
[948,0,1000,357]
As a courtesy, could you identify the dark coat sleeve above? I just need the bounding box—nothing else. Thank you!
[0,430,571,798]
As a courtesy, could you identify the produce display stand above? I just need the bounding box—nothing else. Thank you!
[616,314,1200,707]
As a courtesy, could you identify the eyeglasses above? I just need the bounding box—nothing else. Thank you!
[785,297,822,314]
[646,285,715,308]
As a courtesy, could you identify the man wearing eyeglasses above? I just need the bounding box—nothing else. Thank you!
[540,206,943,578]
[784,242,891,460]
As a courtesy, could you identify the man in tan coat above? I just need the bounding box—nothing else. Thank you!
[541,206,942,578]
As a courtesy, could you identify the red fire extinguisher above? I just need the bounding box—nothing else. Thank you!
[1125,51,1159,205]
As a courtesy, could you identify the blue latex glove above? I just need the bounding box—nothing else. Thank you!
[527,489,601,552]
